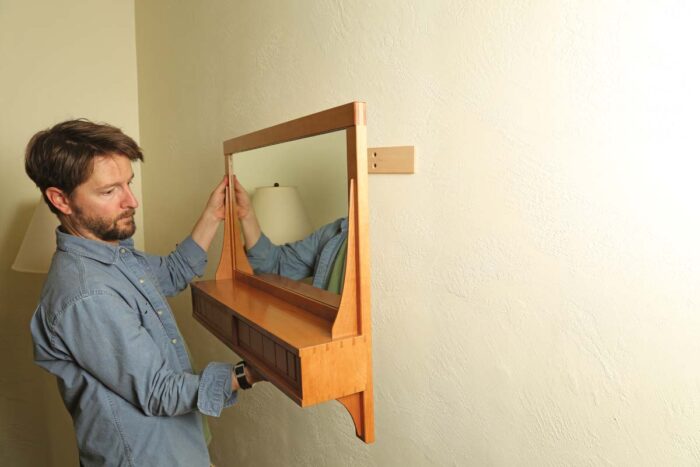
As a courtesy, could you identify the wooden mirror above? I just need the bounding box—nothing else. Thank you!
[232,128,348,301]
[190,102,374,443]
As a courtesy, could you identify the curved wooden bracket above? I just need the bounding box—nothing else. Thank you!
[332,178,358,339]
[337,390,374,443]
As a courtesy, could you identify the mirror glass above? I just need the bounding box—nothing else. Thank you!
[233,130,348,295]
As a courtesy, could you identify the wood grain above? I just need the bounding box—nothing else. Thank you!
[367,145,415,174]
[224,102,365,154]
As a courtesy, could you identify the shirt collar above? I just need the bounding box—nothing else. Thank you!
[55,227,135,265]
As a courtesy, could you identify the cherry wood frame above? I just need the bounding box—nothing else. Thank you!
[190,102,374,443]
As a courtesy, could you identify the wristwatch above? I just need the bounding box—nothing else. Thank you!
[234,361,252,390]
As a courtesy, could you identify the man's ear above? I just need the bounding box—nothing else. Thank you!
[45,187,73,215]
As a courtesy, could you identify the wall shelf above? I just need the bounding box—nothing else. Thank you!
[191,102,374,443]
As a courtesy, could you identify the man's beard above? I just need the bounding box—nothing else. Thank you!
[74,206,136,242]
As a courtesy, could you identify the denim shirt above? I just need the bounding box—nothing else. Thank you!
[30,229,237,467]
[246,217,348,289]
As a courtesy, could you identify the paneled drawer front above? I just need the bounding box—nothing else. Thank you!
[237,320,300,388]
[192,290,236,345]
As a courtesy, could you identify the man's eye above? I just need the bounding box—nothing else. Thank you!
[102,189,114,195]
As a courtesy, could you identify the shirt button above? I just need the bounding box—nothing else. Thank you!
[171,338,177,344]
[139,278,145,284]
[157,310,163,316]
[120,248,126,254]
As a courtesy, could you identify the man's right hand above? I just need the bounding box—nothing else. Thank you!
[245,364,266,385]
[232,175,262,248]
[233,175,252,220]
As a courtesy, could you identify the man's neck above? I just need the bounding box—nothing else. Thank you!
[58,222,119,245]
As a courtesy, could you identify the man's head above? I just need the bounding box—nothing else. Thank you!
[25,119,144,243]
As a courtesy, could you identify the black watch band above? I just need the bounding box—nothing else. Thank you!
[234,361,252,390]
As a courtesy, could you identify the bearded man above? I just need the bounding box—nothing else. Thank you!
[25,119,260,467]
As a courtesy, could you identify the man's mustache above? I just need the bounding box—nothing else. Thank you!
[118,209,136,220]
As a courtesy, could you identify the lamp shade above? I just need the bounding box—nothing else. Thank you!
[12,200,60,273]
[251,185,313,244]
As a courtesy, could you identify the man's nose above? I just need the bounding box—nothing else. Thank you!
[123,186,139,209]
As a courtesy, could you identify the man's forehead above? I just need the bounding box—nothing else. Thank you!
[86,154,135,184]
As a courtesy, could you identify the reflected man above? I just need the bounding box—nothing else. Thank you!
[233,176,348,293]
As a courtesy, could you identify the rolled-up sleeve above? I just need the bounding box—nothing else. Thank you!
[247,233,317,280]
[198,362,237,416]
[143,236,208,296]
[55,291,234,417]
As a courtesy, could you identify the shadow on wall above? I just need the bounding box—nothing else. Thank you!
[0,201,78,465]
[1,200,36,269]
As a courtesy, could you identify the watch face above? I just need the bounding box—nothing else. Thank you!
[235,364,251,389]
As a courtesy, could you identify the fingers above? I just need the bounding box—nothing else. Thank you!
[232,175,250,202]
[206,177,227,205]
[233,174,244,192]
[245,364,266,384]
[213,175,227,193]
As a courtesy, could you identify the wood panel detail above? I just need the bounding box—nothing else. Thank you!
[237,320,301,388]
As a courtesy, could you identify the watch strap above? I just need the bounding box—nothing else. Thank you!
[234,361,252,390]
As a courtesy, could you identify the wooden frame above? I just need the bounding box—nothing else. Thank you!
[190,102,374,443]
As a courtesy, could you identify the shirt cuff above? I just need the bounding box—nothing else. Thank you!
[177,236,208,277]
[197,362,236,416]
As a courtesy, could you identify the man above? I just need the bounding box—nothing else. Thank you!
[232,176,349,293]
[26,119,260,467]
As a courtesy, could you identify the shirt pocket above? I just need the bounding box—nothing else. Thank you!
[134,299,169,340]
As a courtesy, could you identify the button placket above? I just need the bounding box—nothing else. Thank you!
[121,255,175,347]
[116,251,192,372]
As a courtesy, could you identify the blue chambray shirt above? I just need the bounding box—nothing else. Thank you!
[246,217,348,288]
[30,228,237,467]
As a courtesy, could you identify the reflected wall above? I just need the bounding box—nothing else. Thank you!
[233,130,348,238]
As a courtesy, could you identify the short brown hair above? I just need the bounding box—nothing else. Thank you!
[25,119,144,214]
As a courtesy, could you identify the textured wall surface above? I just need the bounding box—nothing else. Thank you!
[135,1,700,465]
[0,1,141,465]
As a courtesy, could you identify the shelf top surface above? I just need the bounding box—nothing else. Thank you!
[192,279,336,350]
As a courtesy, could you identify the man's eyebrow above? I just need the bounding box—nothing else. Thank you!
[97,174,135,190]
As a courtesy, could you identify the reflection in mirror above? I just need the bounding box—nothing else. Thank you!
[233,130,348,294]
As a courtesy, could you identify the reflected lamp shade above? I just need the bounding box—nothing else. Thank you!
[251,185,313,244]
[12,200,60,273]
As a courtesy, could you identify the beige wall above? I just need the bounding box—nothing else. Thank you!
[1,1,690,465]
[0,1,141,465]
[135,1,700,465]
